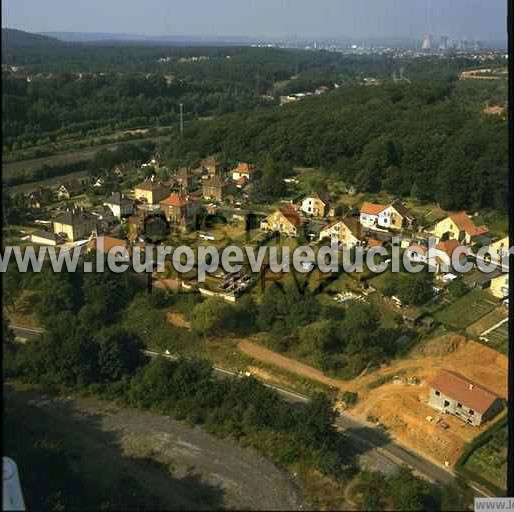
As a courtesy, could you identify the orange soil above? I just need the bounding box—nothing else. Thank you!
[238,334,508,467]
[238,340,346,390]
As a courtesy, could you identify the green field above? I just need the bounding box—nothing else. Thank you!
[484,320,509,355]
[434,289,495,331]
[461,419,508,493]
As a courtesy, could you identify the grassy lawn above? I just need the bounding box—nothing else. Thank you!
[368,270,392,294]
[367,293,401,328]
[434,289,495,331]
[483,321,509,355]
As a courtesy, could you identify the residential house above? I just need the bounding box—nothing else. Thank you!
[315,85,330,95]
[28,188,53,209]
[359,202,387,229]
[202,175,226,202]
[487,237,510,266]
[113,164,131,178]
[235,176,250,190]
[134,178,170,205]
[56,180,84,200]
[433,212,490,245]
[381,201,415,231]
[260,205,303,237]
[201,157,223,178]
[31,230,58,246]
[92,177,106,189]
[91,205,117,232]
[490,274,509,299]
[160,192,201,231]
[319,217,363,247]
[427,370,503,426]
[53,207,97,242]
[360,201,414,231]
[176,167,197,193]
[367,238,385,249]
[433,239,468,274]
[232,162,256,181]
[405,243,428,264]
[300,191,331,217]
[103,193,134,219]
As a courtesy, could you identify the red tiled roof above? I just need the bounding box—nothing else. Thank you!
[235,162,255,174]
[87,236,128,253]
[160,192,189,208]
[361,202,387,216]
[450,212,489,237]
[436,239,464,258]
[367,238,383,248]
[427,370,500,414]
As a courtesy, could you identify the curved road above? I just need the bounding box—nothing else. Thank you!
[11,326,492,497]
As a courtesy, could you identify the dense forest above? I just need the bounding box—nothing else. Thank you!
[161,78,508,211]
[3,43,501,155]
[4,45,507,212]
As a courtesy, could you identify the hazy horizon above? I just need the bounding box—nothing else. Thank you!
[2,0,508,42]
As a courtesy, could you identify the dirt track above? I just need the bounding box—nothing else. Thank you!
[238,340,346,390]
[237,335,508,467]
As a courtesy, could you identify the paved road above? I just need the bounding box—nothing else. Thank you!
[11,328,492,497]
[142,351,491,495]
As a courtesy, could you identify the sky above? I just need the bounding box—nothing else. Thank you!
[2,0,508,42]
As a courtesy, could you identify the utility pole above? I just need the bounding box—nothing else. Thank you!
[179,103,184,136]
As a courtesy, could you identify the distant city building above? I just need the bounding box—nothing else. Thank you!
[421,33,433,50]
[440,35,449,51]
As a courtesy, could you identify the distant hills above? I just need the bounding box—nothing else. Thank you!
[2,28,63,49]
[42,31,258,46]
[2,28,507,51]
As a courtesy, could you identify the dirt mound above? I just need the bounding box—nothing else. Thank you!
[412,334,466,358]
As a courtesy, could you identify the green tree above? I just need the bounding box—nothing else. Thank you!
[191,298,235,334]
[96,327,144,383]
